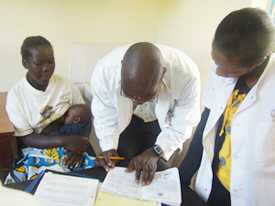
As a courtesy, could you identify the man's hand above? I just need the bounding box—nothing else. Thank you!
[63,135,89,154]
[128,148,161,185]
[63,152,83,170]
[95,149,118,171]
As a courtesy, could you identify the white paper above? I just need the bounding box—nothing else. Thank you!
[34,172,99,206]
[0,183,43,206]
[101,167,181,205]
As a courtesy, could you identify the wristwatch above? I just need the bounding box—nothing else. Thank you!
[152,144,164,157]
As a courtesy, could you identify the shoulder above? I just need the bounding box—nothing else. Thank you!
[258,54,275,91]
[6,78,29,119]
[48,74,84,104]
[157,44,200,80]
[7,78,28,102]
[91,45,130,89]
[47,75,82,100]
[157,45,200,96]
[9,77,28,92]
[95,45,129,70]
[50,74,75,89]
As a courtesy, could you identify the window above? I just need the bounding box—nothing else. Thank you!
[268,0,275,22]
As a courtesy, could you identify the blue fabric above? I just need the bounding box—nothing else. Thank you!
[59,122,89,136]
[5,121,95,184]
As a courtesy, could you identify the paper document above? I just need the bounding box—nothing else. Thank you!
[101,167,181,205]
[95,192,156,206]
[34,172,99,206]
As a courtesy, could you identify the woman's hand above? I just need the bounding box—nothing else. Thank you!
[64,152,83,169]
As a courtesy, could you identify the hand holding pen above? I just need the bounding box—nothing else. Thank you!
[95,149,125,171]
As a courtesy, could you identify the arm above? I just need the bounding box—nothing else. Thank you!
[20,132,88,154]
[156,75,201,160]
[91,62,120,170]
[179,107,210,187]
[6,87,88,154]
[91,62,118,152]
[128,75,201,184]
[128,62,201,184]
[21,133,67,148]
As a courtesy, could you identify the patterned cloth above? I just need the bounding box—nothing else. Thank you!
[5,121,95,184]
[5,147,95,184]
[216,88,247,190]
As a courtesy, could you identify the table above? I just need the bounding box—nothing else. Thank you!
[0,92,17,182]
[5,166,207,206]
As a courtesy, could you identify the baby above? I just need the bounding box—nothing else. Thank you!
[41,104,93,170]
[43,104,91,136]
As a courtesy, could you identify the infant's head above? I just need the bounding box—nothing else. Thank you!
[64,104,91,125]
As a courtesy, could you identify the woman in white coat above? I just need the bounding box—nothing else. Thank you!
[179,8,275,206]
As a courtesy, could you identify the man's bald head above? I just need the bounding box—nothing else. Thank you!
[121,42,166,104]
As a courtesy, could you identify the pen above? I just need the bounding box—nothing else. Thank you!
[97,156,125,160]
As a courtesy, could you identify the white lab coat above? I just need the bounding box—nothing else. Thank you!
[195,54,275,206]
[91,44,201,160]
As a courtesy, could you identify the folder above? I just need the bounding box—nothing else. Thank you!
[95,192,156,206]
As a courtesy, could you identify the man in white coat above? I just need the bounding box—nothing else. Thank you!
[179,8,275,206]
[91,42,200,184]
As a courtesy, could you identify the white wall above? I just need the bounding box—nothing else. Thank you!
[0,0,260,92]
[0,0,159,91]
[155,0,252,86]
[252,0,270,9]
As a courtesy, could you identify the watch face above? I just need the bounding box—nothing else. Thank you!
[153,145,163,155]
[155,147,161,153]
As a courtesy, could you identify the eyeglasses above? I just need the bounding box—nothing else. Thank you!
[120,86,160,104]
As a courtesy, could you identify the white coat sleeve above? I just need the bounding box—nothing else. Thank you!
[90,62,118,152]
[155,70,201,160]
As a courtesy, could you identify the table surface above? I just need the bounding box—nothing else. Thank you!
[0,92,14,135]
[5,166,207,206]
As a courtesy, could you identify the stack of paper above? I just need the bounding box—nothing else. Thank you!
[100,167,182,205]
[34,172,99,206]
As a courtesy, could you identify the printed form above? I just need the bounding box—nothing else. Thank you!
[101,167,181,205]
[34,172,99,206]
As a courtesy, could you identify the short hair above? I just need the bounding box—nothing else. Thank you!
[213,8,274,67]
[21,36,52,62]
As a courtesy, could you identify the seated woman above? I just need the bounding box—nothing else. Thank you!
[5,36,95,184]
[179,8,275,206]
